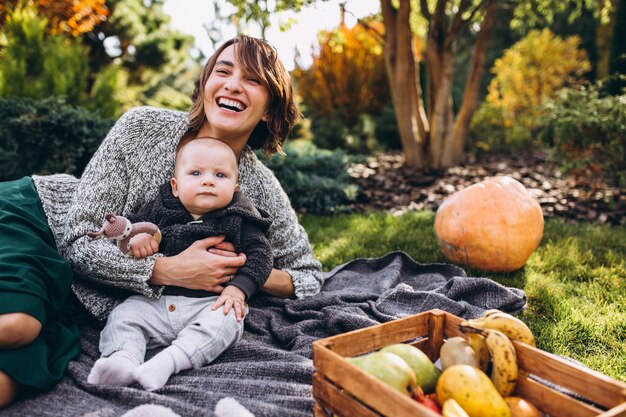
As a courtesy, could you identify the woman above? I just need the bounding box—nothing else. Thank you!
[0,34,323,407]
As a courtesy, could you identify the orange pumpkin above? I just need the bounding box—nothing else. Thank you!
[434,176,544,272]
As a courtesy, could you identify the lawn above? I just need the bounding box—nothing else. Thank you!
[301,211,626,383]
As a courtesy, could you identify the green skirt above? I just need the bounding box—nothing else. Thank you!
[0,177,81,390]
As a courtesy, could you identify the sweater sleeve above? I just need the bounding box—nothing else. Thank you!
[228,222,273,300]
[63,109,164,299]
[240,156,324,298]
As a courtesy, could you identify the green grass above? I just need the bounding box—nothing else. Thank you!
[301,211,626,382]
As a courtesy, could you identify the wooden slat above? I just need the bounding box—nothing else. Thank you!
[409,338,429,355]
[442,312,465,338]
[515,342,626,409]
[516,372,601,417]
[313,341,441,417]
[597,402,626,417]
[313,402,330,417]
[313,311,432,357]
[426,310,445,362]
[313,373,381,417]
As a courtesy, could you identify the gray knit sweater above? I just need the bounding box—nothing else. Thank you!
[32,106,323,321]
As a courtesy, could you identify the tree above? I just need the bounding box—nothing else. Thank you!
[292,19,389,128]
[0,1,89,105]
[81,0,199,112]
[0,0,109,36]
[210,0,328,40]
[380,0,498,169]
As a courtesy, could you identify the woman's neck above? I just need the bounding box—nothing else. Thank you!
[196,124,248,159]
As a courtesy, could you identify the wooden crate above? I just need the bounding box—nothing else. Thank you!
[312,309,626,417]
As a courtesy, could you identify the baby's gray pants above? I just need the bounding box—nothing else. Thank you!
[99,294,246,369]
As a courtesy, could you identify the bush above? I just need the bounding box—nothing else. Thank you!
[536,80,626,187]
[0,97,114,181]
[310,114,382,154]
[255,144,358,214]
[467,101,535,153]
[373,104,402,150]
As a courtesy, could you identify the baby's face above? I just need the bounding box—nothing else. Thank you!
[171,139,238,218]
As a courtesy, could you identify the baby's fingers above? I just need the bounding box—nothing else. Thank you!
[233,301,245,322]
[211,296,227,311]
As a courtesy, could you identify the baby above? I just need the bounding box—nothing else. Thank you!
[87,138,272,391]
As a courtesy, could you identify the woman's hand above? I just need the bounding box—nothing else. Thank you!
[212,285,246,321]
[150,236,246,292]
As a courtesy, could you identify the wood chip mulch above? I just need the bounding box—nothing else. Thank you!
[347,150,626,226]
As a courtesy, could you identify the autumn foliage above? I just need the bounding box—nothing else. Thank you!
[292,20,389,128]
[0,0,108,36]
[487,29,591,125]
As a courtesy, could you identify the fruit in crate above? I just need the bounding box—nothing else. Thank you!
[346,351,417,396]
[411,386,442,414]
[436,364,511,417]
[459,326,519,397]
[441,398,470,417]
[439,337,479,370]
[380,343,441,393]
[462,310,536,346]
[504,397,542,417]
[434,176,544,272]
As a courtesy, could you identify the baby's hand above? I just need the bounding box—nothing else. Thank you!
[128,233,159,258]
[212,285,246,322]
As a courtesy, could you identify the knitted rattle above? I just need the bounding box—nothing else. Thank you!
[87,213,162,255]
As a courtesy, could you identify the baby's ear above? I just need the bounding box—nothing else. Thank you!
[235,183,239,192]
[170,177,179,197]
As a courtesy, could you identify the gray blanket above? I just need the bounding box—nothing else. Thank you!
[2,252,526,417]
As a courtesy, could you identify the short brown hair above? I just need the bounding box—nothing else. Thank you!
[188,35,299,155]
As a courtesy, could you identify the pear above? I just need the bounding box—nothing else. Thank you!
[381,343,441,393]
[436,365,511,417]
[347,351,417,396]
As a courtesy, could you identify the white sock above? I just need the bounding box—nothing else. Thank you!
[132,345,192,391]
[88,350,141,386]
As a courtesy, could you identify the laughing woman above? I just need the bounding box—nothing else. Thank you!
[0,34,323,407]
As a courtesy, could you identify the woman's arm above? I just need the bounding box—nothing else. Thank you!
[240,152,324,298]
[64,108,163,298]
[262,269,295,298]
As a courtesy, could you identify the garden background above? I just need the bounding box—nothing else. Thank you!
[0,0,624,383]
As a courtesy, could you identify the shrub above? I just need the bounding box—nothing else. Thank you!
[310,113,383,154]
[487,29,590,126]
[255,144,358,214]
[0,96,113,181]
[0,1,89,106]
[536,80,626,187]
[292,19,390,130]
[373,104,402,151]
[467,101,535,153]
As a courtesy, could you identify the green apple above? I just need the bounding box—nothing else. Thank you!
[347,351,417,395]
[381,343,441,393]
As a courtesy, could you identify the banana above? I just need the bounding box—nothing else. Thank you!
[442,399,470,417]
[461,326,519,397]
[461,310,536,346]
[466,333,491,373]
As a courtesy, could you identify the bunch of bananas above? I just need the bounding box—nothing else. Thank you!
[436,309,541,417]
[460,309,535,396]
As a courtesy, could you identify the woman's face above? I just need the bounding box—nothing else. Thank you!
[201,44,270,143]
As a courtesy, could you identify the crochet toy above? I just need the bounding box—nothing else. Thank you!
[87,213,162,255]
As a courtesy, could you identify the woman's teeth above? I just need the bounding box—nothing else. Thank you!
[218,98,245,112]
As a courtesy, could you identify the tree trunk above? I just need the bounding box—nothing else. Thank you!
[452,0,498,163]
[380,0,428,168]
[380,0,498,169]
